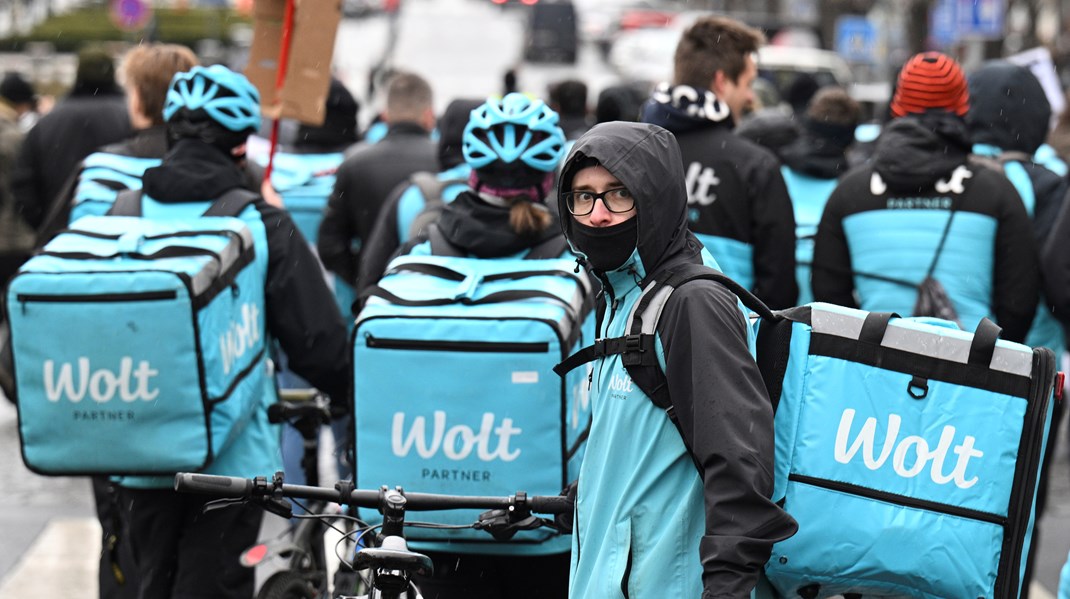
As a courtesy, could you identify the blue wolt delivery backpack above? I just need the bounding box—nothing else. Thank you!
[557,262,1059,599]
[351,249,595,554]
[68,152,161,223]
[7,193,267,476]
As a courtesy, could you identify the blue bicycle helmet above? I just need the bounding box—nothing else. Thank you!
[163,65,260,134]
[462,93,566,174]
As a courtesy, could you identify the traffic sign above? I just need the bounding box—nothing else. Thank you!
[930,0,1004,45]
[835,16,877,65]
[109,0,152,32]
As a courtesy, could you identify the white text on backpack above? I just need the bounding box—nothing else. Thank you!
[834,408,983,489]
[44,357,160,403]
[220,302,261,375]
[392,411,522,462]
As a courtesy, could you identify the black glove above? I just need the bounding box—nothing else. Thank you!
[553,480,577,534]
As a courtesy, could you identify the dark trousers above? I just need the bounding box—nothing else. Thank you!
[412,551,570,599]
[92,477,138,599]
[118,486,262,599]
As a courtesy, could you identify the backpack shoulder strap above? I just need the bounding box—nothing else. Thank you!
[426,224,465,257]
[107,189,144,216]
[407,173,467,240]
[203,188,260,218]
[524,235,569,260]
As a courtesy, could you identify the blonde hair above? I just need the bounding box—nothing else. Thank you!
[120,43,199,125]
[509,200,552,237]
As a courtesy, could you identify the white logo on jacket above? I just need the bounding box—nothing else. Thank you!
[392,411,522,462]
[220,303,262,375]
[685,162,720,207]
[44,357,160,403]
[834,408,984,489]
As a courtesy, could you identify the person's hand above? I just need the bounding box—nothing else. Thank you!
[261,178,284,207]
[553,480,577,534]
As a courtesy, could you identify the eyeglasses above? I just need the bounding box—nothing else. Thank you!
[564,188,635,216]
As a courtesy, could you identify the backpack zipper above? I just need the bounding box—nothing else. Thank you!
[364,334,549,353]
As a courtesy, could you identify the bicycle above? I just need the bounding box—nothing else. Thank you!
[175,472,573,599]
[240,390,357,599]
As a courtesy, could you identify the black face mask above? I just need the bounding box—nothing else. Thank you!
[570,217,638,272]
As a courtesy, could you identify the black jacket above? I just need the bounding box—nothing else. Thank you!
[317,122,438,286]
[967,61,1068,244]
[12,92,131,231]
[641,85,798,308]
[558,121,797,597]
[142,139,349,405]
[812,113,1039,342]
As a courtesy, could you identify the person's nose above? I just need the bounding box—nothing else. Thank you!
[588,197,614,227]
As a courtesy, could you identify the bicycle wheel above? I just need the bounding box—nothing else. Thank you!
[257,571,318,599]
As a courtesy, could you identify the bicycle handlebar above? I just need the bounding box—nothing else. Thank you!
[174,473,573,515]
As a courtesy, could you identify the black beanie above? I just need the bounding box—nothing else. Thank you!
[0,72,34,105]
[295,78,360,150]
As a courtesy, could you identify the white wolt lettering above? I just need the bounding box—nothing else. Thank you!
[833,409,983,490]
[392,411,521,462]
[220,303,262,375]
[43,357,159,403]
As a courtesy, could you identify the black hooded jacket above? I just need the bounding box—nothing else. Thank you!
[968,61,1068,243]
[641,84,798,308]
[558,121,797,598]
[142,139,349,404]
[812,112,1039,342]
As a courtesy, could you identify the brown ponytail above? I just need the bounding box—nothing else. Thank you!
[509,200,552,237]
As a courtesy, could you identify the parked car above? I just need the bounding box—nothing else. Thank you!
[523,1,578,64]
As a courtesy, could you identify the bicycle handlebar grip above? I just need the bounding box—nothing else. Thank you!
[174,473,253,498]
[530,495,574,515]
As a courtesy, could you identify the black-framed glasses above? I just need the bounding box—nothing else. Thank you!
[564,188,635,216]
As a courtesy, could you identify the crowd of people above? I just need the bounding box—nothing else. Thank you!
[2,9,1070,599]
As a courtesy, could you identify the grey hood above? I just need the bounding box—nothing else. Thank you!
[557,121,692,277]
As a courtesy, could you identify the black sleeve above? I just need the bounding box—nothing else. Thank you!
[810,185,858,308]
[657,281,798,598]
[990,175,1039,343]
[317,165,359,287]
[257,202,351,409]
[356,180,407,295]
[11,125,45,230]
[34,164,82,248]
[750,163,798,309]
[1042,186,1070,324]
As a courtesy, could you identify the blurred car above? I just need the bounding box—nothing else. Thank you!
[523,0,578,63]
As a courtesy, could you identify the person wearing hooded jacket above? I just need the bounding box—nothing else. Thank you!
[640,15,798,309]
[378,93,580,599]
[558,120,797,598]
[967,60,1068,356]
[113,65,349,599]
[779,87,861,304]
[812,52,1039,343]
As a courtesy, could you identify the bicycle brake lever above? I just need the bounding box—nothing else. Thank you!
[257,496,293,519]
[202,497,247,513]
[474,508,543,542]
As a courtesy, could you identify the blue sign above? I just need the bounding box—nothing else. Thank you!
[956,0,1004,38]
[931,0,1004,45]
[835,16,877,65]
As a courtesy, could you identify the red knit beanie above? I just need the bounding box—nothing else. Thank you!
[890,52,970,118]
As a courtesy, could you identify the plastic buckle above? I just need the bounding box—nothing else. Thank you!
[621,335,645,366]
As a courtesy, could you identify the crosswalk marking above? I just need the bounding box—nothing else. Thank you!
[0,518,100,599]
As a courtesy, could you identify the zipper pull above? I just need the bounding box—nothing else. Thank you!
[231,284,240,298]
[586,367,593,391]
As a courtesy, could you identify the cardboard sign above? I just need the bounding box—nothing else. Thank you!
[245,0,341,126]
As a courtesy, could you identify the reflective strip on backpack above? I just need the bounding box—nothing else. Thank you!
[809,304,1034,377]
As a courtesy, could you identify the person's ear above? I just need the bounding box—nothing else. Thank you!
[421,107,436,132]
[710,71,728,96]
